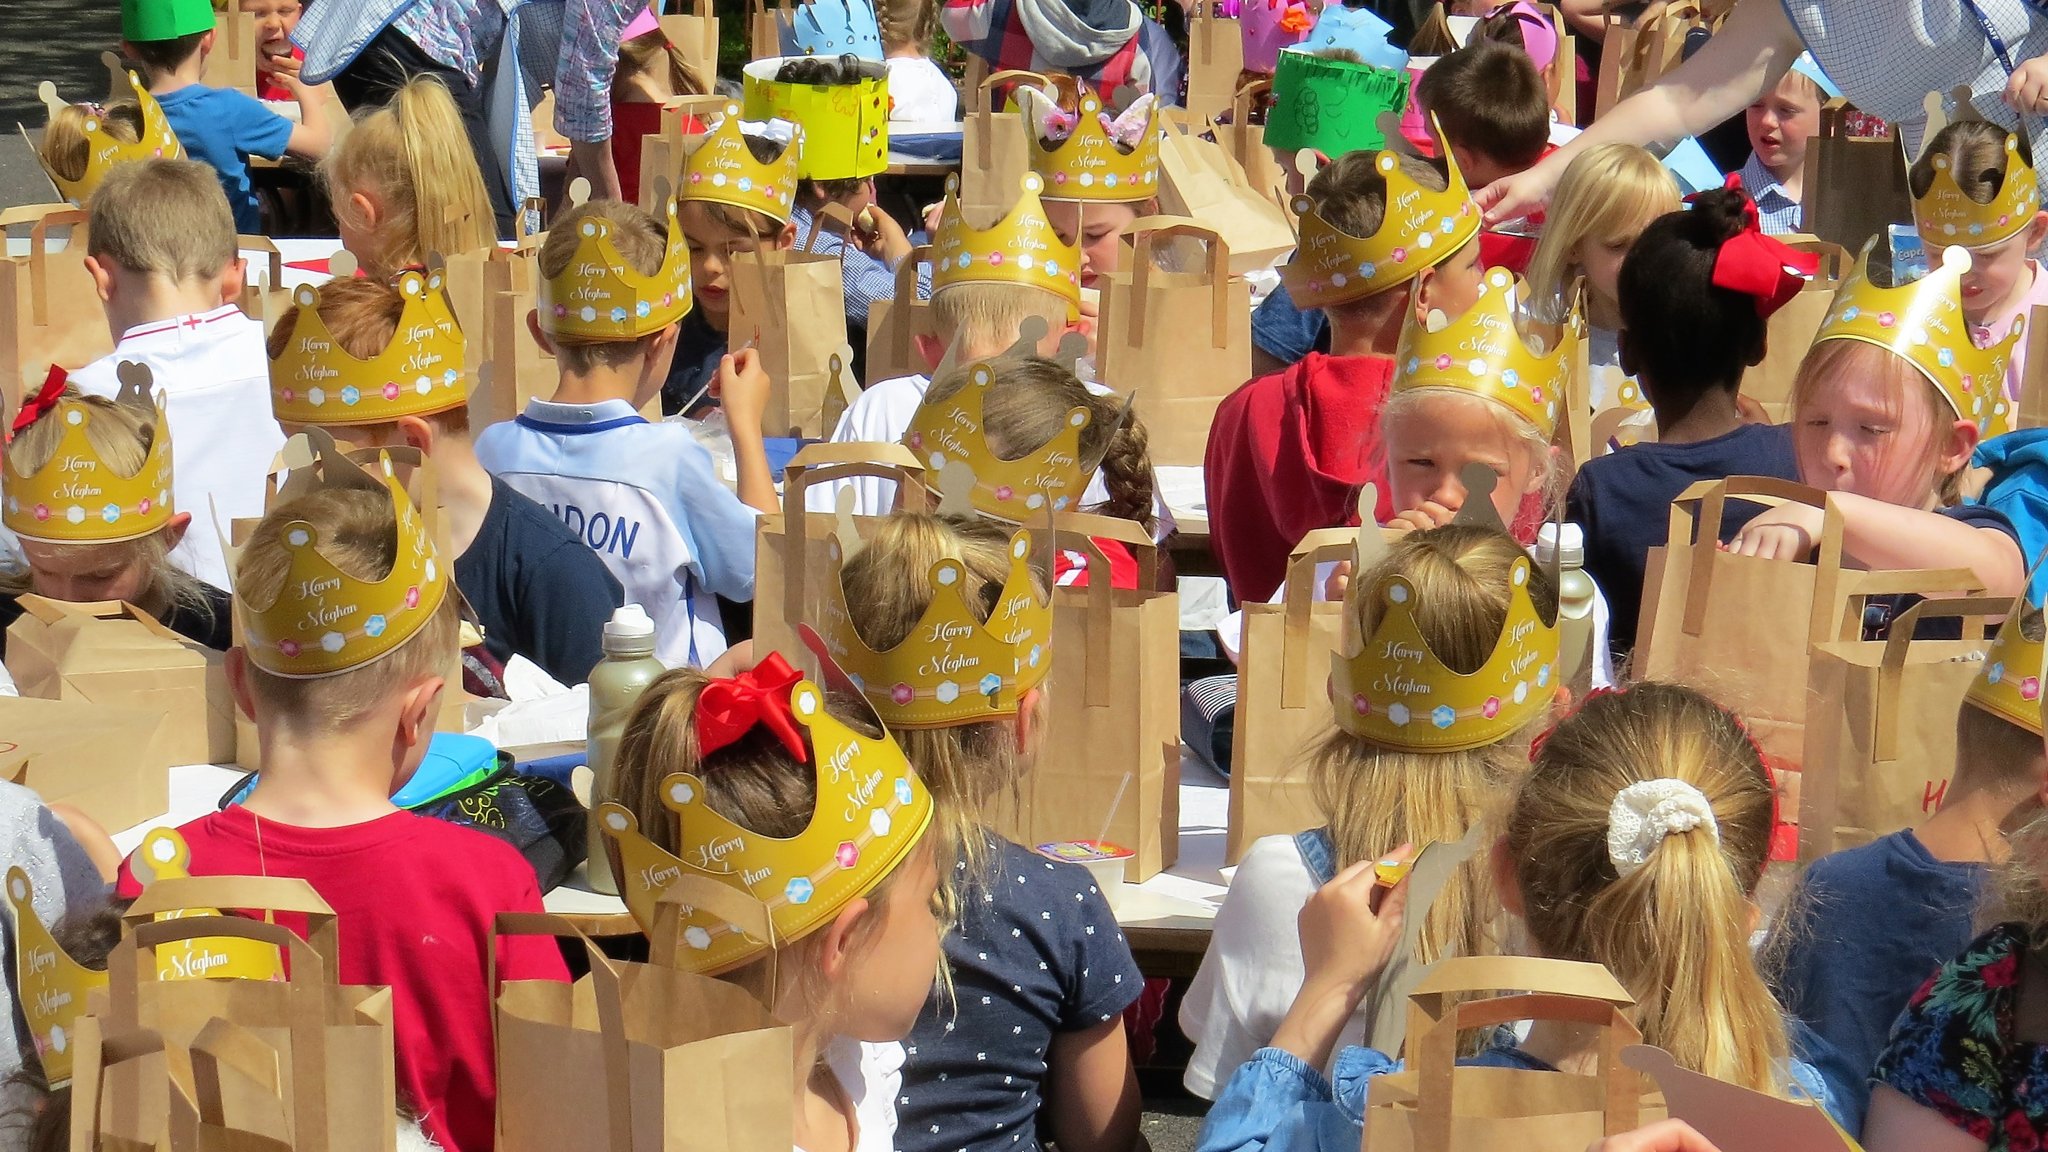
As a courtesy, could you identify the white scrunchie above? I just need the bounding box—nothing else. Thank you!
[1606,779,1720,877]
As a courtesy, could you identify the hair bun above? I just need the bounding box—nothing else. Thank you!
[1687,186,1755,247]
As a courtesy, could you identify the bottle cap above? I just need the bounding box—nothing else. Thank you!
[1534,522,1585,567]
[604,604,656,642]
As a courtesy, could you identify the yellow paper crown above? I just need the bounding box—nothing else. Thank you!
[1912,91,2041,249]
[235,432,449,678]
[594,673,934,975]
[1027,90,1162,204]
[902,351,1094,523]
[1816,243,2024,438]
[270,268,468,426]
[930,173,1083,317]
[1281,146,1482,310]
[679,106,803,226]
[129,828,286,985]
[1395,268,1580,439]
[1329,477,1561,751]
[6,865,106,1086]
[34,68,182,204]
[1966,604,2046,736]
[539,196,696,341]
[3,365,173,546]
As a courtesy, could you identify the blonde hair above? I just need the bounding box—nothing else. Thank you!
[1508,682,1788,1094]
[86,157,236,281]
[1307,524,1556,967]
[539,199,673,373]
[1379,388,1563,534]
[323,77,496,278]
[0,390,215,622]
[1956,606,2048,796]
[1525,144,1681,320]
[1909,118,2025,206]
[234,487,461,731]
[615,26,710,97]
[39,102,144,187]
[1792,338,1965,505]
[264,277,470,435]
[879,0,938,52]
[929,282,1070,356]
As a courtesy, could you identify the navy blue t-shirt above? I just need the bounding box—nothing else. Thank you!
[455,477,625,685]
[154,84,293,233]
[1250,283,1330,366]
[1863,504,2022,640]
[1775,830,1986,1126]
[660,307,728,417]
[898,836,1144,1152]
[1565,422,1799,653]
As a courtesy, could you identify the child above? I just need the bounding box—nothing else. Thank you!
[941,0,1184,103]
[608,7,709,208]
[321,76,498,280]
[0,378,228,656]
[113,436,568,1152]
[70,158,284,592]
[33,70,180,205]
[1206,148,1485,603]
[1909,117,2048,402]
[1566,187,1804,655]
[1772,610,2044,1129]
[881,0,960,121]
[1523,142,1681,382]
[1729,246,2027,625]
[265,272,624,685]
[240,0,309,103]
[1016,84,1162,295]
[1194,682,1838,1152]
[806,511,1145,1152]
[1415,40,1552,274]
[119,0,329,232]
[1181,517,1553,1099]
[1738,60,1828,234]
[665,112,802,417]
[475,194,774,668]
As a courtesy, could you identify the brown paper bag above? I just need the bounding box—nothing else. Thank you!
[1155,113,1297,275]
[235,235,293,336]
[1801,101,1912,257]
[1800,589,2004,861]
[749,0,783,60]
[1214,81,1290,211]
[961,69,1050,217]
[494,911,795,1152]
[866,244,935,386]
[200,9,261,95]
[5,595,234,765]
[1183,2,1247,127]
[995,514,1181,881]
[1737,237,1848,422]
[660,0,721,92]
[1365,956,1649,1151]
[635,96,726,210]
[728,239,849,438]
[1593,6,1701,119]
[1093,218,1252,467]
[0,204,113,412]
[0,695,173,831]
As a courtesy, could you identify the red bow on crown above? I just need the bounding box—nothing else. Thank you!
[1690,175,1820,319]
[696,652,811,763]
[7,365,69,443]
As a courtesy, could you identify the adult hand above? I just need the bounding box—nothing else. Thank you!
[1477,164,1556,228]
[1586,1120,1724,1152]
[2008,57,2048,115]
[568,138,624,203]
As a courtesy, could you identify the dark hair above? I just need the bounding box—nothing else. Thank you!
[1416,41,1549,170]
[801,177,869,204]
[124,31,208,75]
[1616,188,1768,413]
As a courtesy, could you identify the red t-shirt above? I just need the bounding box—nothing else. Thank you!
[116,807,568,1152]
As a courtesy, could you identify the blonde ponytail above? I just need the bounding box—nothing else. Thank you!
[323,77,496,276]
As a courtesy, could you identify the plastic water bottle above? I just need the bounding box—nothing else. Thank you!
[1537,523,1597,688]
[585,605,665,895]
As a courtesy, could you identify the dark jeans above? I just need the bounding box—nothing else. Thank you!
[330,23,517,237]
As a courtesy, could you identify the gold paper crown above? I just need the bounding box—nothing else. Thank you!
[930,173,1083,317]
[539,196,696,341]
[1912,91,2041,250]
[1816,243,2024,438]
[235,432,449,678]
[902,351,1094,524]
[1329,476,1561,751]
[129,828,286,984]
[1281,146,1482,310]
[6,865,106,1086]
[1027,90,1162,204]
[1966,603,2046,736]
[679,106,803,226]
[3,365,173,545]
[594,672,935,975]
[270,268,468,426]
[33,67,182,204]
[1394,268,1581,439]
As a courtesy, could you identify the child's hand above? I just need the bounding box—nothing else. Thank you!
[1323,560,1352,602]
[715,347,774,432]
[855,205,915,268]
[2008,57,2048,115]
[1586,1120,1723,1152]
[1724,502,1822,560]
[1389,500,1460,534]
[1296,847,1414,996]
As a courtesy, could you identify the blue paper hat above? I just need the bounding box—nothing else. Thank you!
[1789,52,1842,100]
[778,0,885,60]
[1294,4,1407,71]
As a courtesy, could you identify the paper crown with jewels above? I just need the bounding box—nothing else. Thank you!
[33,66,182,204]
[775,0,885,60]
[901,337,1096,524]
[6,866,107,1086]
[540,194,696,341]
[595,651,933,974]
[270,267,468,426]
[1965,601,2047,736]
[1814,242,2024,438]
[1394,268,1582,439]
[1022,88,1162,204]
[1281,143,1481,309]
[678,107,804,226]
[930,173,1083,317]
[3,363,173,546]
[1329,475,1561,751]
[1911,90,2041,250]
[235,430,449,679]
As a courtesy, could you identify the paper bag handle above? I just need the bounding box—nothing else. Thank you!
[1873,594,2010,761]
[237,234,283,294]
[1048,512,1162,707]
[18,206,87,327]
[493,913,636,1152]
[1662,476,1843,641]
[122,874,341,961]
[780,442,931,653]
[648,874,780,969]
[1280,528,1363,710]
[68,1021,175,1152]
[1401,953,1635,1035]
[1815,566,1985,645]
[1122,216,1234,347]
[1412,992,1645,1147]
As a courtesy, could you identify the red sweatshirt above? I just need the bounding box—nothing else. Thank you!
[1204,353,1398,603]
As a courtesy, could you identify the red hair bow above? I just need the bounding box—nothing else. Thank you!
[8,365,69,443]
[1690,175,1819,319]
[696,652,810,763]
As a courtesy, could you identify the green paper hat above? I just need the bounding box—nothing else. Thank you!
[1266,50,1410,156]
[122,0,215,43]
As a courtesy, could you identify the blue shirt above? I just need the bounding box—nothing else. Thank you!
[1775,830,1986,1130]
[1250,283,1329,367]
[153,85,293,233]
